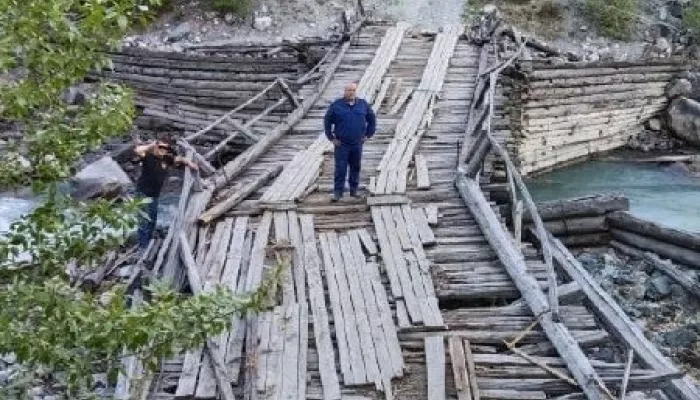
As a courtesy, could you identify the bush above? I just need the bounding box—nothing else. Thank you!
[587,0,637,40]
[685,3,700,40]
[208,0,253,16]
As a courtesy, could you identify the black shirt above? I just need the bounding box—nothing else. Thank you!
[136,153,170,198]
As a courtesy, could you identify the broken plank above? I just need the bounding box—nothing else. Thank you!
[415,154,431,190]
[357,228,378,255]
[425,205,439,226]
[449,336,472,400]
[463,340,481,400]
[425,336,446,400]
[300,215,341,400]
[412,206,436,246]
[367,195,410,206]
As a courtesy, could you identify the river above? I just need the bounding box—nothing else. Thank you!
[527,160,700,233]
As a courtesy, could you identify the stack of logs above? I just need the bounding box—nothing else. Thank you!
[504,58,689,176]
[524,193,630,248]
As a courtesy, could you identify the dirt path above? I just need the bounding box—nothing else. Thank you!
[373,0,466,29]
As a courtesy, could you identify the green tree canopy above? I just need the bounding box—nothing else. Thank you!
[0,0,267,396]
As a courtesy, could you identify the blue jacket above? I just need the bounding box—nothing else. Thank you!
[324,98,376,145]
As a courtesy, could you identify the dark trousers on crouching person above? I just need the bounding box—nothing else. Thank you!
[136,193,158,249]
[334,143,363,198]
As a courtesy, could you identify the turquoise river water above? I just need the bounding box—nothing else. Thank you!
[527,160,700,233]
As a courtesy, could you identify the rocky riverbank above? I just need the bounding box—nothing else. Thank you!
[577,250,700,380]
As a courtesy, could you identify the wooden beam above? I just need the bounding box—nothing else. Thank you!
[455,174,610,400]
[199,165,283,224]
[277,78,301,108]
[425,336,445,400]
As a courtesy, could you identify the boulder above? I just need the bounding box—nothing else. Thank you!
[71,156,132,200]
[167,22,191,42]
[645,273,672,299]
[666,78,692,98]
[667,97,700,146]
[253,16,273,31]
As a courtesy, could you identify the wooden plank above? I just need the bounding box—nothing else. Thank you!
[318,232,353,386]
[179,234,236,400]
[391,205,413,250]
[396,300,411,329]
[463,340,480,400]
[425,336,446,400]
[449,337,472,400]
[225,230,253,384]
[297,305,309,400]
[412,207,436,246]
[288,211,307,305]
[415,154,431,190]
[425,205,439,226]
[265,306,285,396]
[300,215,341,400]
[280,304,301,400]
[245,212,273,291]
[255,311,272,395]
[373,77,393,112]
[366,261,404,376]
[357,228,378,255]
[348,231,395,384]
[367,195,410,206]
[327,231,368,385]
[388,88,413,115]
[379,206,423,324]
[274,211,295,305]
[371,207,403,298]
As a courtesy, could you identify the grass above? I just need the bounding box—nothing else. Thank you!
[207,0,253,16]
[464,0,566,39]
[586,0,637,40]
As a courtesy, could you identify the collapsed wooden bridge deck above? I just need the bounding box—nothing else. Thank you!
[113,22,700,400]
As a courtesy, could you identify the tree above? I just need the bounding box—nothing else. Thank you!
[0,0,269,396]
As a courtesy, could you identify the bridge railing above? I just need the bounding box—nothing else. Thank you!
[458,40,561,321]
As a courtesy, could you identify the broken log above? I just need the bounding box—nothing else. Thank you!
[609,228,700,269]
[199,165,283,224]
[527,194,629,222]
[607,211,700,251]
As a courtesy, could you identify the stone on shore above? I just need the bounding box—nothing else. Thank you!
[667,97,700,146]
[71,156,132,200]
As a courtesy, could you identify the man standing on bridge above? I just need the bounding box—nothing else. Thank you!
[324,82,377,202]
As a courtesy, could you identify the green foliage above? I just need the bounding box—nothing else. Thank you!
[586,0,637,40]
[207,0,253,16]
[0,0,271,396]
[684,2,700,40]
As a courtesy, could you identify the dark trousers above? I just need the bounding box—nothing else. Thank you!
[137,195,158,248]
[334,143,362,196]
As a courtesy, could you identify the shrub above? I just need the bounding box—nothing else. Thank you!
[208,0,253,16]
[586,0,638,40]
[685,3,700,40]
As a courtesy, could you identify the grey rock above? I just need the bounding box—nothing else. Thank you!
[1,353,16,364]
[0,369,11,385]
[667,97,700,146]
[71,156,132,201]
[167,22,192,42]
[647,118,662,131]
[662,327,698,348]
[668,1,684,18]
[646,273,673,299]
[666,78,692,98]
[224,13,235,24]
[30,386,44,396]
[253,16,273,31]
[43,396,59,400]
[61,86,87,105]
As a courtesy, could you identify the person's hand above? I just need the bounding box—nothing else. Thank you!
[189,161,199,171]
[332,139,340,147]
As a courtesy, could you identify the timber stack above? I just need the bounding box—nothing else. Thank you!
[522,193,630,248]
[504,59,690,176]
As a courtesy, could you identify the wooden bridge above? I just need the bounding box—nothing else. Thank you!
[110,20,700,400]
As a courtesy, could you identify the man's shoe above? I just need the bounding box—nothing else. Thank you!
[349,192,362,199]
[331,194,341,202]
